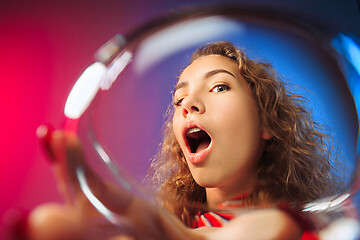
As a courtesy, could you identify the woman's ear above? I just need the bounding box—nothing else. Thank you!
[261,127,273,140]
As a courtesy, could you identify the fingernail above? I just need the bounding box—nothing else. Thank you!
[36,124,55,162]
[3,209,29,240]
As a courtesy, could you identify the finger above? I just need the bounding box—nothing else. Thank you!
[36,124,55,162]
[66,133,136,215]
[53,130,134,215]
[37,126,74,204]
[49,129,77,205]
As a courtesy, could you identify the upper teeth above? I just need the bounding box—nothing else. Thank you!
[187,127,202,134]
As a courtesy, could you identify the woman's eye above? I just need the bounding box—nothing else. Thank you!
[212,84,230,93]
[174,98,184,107]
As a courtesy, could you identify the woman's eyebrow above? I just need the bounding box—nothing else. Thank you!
[173,69,235,95]
[173,81,188,96]
[205,69,236,79]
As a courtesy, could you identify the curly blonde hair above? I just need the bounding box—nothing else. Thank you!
[149,41,340,226]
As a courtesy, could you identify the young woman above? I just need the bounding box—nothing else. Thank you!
[26,41,339,240]
[151,41,339,227]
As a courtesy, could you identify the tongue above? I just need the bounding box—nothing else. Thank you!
[196,140,210,153]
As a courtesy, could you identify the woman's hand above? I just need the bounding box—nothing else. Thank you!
[19,125,302,240]
[26,125,197,240]
[26,126,146,239]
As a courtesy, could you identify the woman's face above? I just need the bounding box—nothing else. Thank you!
[172,55,271,194]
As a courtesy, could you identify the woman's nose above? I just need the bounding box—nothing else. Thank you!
[181,96,205,117]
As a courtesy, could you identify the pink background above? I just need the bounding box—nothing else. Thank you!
[0,0,359,238]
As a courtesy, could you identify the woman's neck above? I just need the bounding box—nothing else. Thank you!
[205,177,257,209]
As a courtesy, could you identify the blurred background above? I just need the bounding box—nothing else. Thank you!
[0,0,359,238]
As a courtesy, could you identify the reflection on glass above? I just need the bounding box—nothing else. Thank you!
[64,8,360,237]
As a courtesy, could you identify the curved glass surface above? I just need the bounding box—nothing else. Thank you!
[64,8,360,231]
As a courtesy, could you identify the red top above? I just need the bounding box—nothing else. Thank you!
[191,194,319,240]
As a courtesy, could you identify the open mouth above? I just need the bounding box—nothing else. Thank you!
[186,127,212,153]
